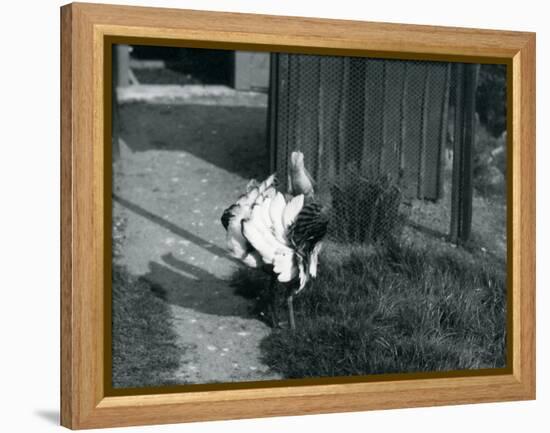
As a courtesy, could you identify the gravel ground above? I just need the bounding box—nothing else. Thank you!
[113,101,280,385]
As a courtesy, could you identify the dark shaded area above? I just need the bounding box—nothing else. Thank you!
[234,241,507,379]
[139,253,252,318]
[118,104,269,180]
[448,63,506,138]
[476,64,507,138]
[231,268,288,328]
[131,46,234,85]
[112,264,182,388]
[132,68,202,86]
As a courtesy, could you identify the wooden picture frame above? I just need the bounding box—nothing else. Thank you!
[60,2,535,429]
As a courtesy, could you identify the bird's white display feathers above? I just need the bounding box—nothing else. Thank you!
[242,191,304,283]
[223,152,326,301]
[222,152,327,330]
[224,173,308,284]
[223,174,276,267]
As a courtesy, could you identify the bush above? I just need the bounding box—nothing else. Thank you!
[476,64,507,138]
[473,123,506,197]
[331,171,404,245]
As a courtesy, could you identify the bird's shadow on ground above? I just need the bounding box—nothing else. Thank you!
[113,195,266,319]
[141,253,255,319]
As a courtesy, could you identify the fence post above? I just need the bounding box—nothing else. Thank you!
[450,63,480,243]
[267,53,279,173]
[111,45,131,163]
[114,45,130,88]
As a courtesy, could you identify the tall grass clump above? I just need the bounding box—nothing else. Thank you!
[236,241,507,379]
[331,171,404,245]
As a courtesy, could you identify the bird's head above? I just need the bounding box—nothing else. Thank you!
[290,151,305,170]
[289,151,314,198]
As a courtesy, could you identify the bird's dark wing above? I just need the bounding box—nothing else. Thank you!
[220,205,237,231]
[289,202,328,254]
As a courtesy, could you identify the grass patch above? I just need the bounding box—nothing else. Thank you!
[112,265,182,388]
[234,241,506,379]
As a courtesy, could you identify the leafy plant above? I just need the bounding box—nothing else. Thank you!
[331,171,404,245]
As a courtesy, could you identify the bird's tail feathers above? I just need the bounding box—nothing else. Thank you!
[308,242,323,278]
[295,255,308,294]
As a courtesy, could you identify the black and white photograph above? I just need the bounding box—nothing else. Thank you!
[110,45,508,389]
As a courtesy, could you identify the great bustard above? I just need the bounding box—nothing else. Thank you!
[221,151,328,329]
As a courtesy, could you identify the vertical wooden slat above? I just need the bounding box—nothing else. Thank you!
[418,64,431,198]
[450,63,465,242]
[349,57,363,240]
[337,57,351,176]
[379,61,388,175]
[361,59,385,178]
[289,55,304,191]
[381,60,406,181]
[275,54,290,189]
[437,64,452,199]
[296,55,320,179]
[267,53,279,173]
[459,63,480,241]
[317,56,344,189]
[114,45,130,88]
[342,58,364,173]
[317,58,325,183]
[399,62,409,182]
[402,63,425,198]
[422,63,447,200]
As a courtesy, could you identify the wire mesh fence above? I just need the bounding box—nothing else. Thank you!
[270,53,505,251]
[113,45,507,254]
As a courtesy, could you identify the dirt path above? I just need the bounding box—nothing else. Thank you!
[114,125,280,384]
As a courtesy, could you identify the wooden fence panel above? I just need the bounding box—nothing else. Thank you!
[270,54,452,202]
[423,63,451,200]
[361,59,385,178]
[380,60,407,181]
[318,57,344,186]
[401,62,427,198]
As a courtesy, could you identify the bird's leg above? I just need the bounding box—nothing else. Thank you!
[269,275,279,328]
[287,293,296,331]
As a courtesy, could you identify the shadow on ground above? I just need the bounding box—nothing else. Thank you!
[112,264,182,388]
[142,253,254,318]
[114,194,255,319]
[118,104,269,180]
